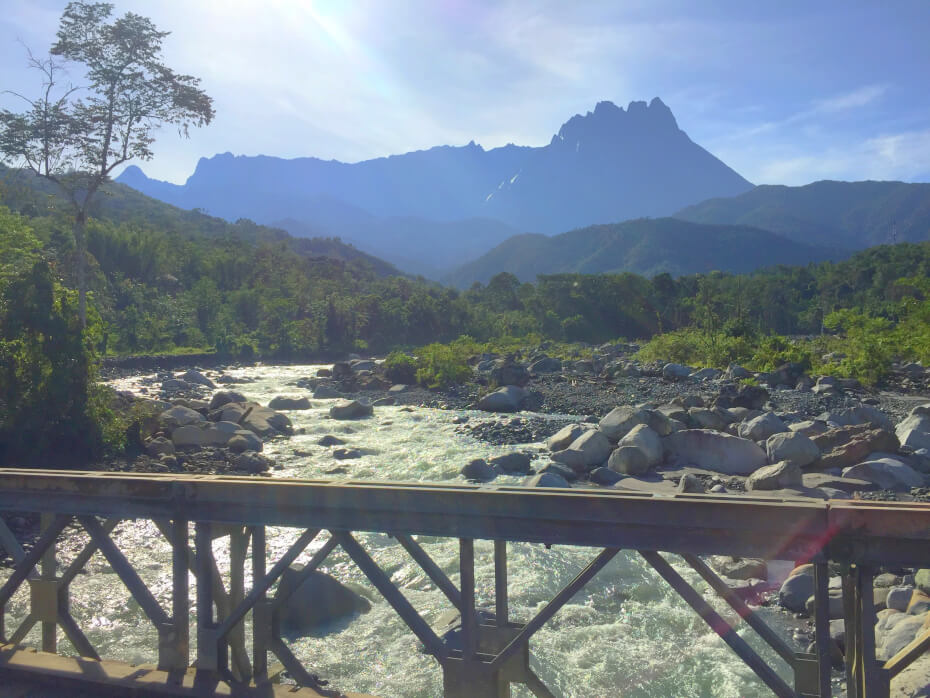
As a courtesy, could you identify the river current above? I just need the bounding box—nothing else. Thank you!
[3,364,806,697]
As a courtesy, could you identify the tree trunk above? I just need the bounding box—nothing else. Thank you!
[73,211,87,328]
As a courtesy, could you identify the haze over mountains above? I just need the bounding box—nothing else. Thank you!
[118,98,753,273]
[119,98,930,283]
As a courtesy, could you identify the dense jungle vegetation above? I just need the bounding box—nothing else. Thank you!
[2,168,929,464]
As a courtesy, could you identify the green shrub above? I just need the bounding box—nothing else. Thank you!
[414,337,477,389]
[384,351,417,384]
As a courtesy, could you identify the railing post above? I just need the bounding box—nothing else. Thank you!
[195,521,219,676]
[228,526,251,681]
[159,517,189,676]
[38,512,58,653]
[812,561,833,697]
[251,525,269,682]
[494,540,508,627]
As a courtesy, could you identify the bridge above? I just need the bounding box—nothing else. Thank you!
[0,468,929,697]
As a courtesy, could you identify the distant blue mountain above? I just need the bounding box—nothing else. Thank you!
[118,98,754,273]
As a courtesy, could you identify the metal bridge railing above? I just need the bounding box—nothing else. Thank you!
[1,468,930,697]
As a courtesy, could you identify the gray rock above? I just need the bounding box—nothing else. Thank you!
[145,436,175,457]
[688,407,728,431]
[388,384,409,393]
[779,567,815,613]
[709,484,727,493]
[916,569,930,595]
[678,473,704,493]
[268,396,312,410]
[564,429,613,469]
[490,360,530,387]
[805,592,844,620]
[524,472,570,488]
[461,459,497,482]
[608,446,650,475]
[539,462,577,481]
[160,405,206,431]
[644,409,675,436]
[546,424,589,452]
[727,364,752,380]
[788,420,829,438]
[333,448,362,460]
[318,435,346,447]
[530,357,562,373]
[663,430,768,475]
[880,613,927,660]
[588,467,624,486]
[241,404,293,437]
[896,409,930,452]
[746,461,803,491]
[598,406,649,441]
[313,385,342,399]
[690,367,722,381]
[662,363,693,380]
[231,451,271,473]
[765,431,820,468]
[489,452,532,474]
[329,399,374,420]
[476,386,526,413]
[738,412,788,441]
[618,424,663,466]
[228,430,262,453]
[818,405,893,430]
[350,359,376,372]
[161,379,192,392]
[842,458,925,490]
[181,369,215,389]
[887,586,915,613]
[209,391,246,410]
[171,425,209,448]
[274,565,371,633]
[711,556,767,580]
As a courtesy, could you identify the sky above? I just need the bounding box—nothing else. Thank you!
[2,0,929,186]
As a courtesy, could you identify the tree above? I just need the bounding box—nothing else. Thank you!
[0,1,214,326]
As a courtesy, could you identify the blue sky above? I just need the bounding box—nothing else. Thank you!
[2,0,929,185]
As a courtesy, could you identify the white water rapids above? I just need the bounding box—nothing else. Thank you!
[2,364,812,697]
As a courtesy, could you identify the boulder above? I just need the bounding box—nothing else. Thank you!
[896,408,930,452]
[732,384,770,410]
[490,359,530,387]
[816,427,900,470]
[318,435,346,447]
[598,406,649,441]
[539,463,577,481]
[231,451,271,473]
[333,448,362,460]
[765,431,820,468]
[746,461,803,491]
[489,452,532,474]
[219,403,248,424]
[887,586,915,613]
[228,431,262,453]
[530,357,562,374]
[788,420,829,438]
[313,385,342,399]
[916,569,930,595]
[160,405,206,431]
[607,446,650,475]
[209,391,246,410]
[476,386,526,413]
[171,425,209,448]
[688,407,728,431]
[268,396,312,410]
[562,429,612,470]
[644,410,675,436]
[161,379,192,392]
[779,565,815,613]
[819,405,893,431]
[546,424,589,452]
[145,436,175,457]
[727,364,752,380]
[908,591,930,615]
[842,458,924,490]
[805,592,845,620]
[329,399,374,420]
[738,412,787,441]
[618,424,662,466]
[349,359,376,372]
[524,472,570,488]
[690,367,722,381]
[388,384,409,393]
[461,459,497,482]
[241,405,293,437]
[662,363,692,380]
[588,467,624,486]
[274,566,371,633]
[181,369,215,389]
[880,613,927,660]
[663,430,767,475]
[678,473,704,493]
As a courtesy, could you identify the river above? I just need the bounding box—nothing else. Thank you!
[3,363,812,697]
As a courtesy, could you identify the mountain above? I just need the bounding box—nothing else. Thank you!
[118,98,753,273]
[675,180,930,249]
[482,99,752,233]
[444,217,845,287]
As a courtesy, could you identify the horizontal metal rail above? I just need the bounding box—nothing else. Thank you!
[3,469,930,698]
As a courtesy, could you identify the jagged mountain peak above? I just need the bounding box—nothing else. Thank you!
[555,97,680,145]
